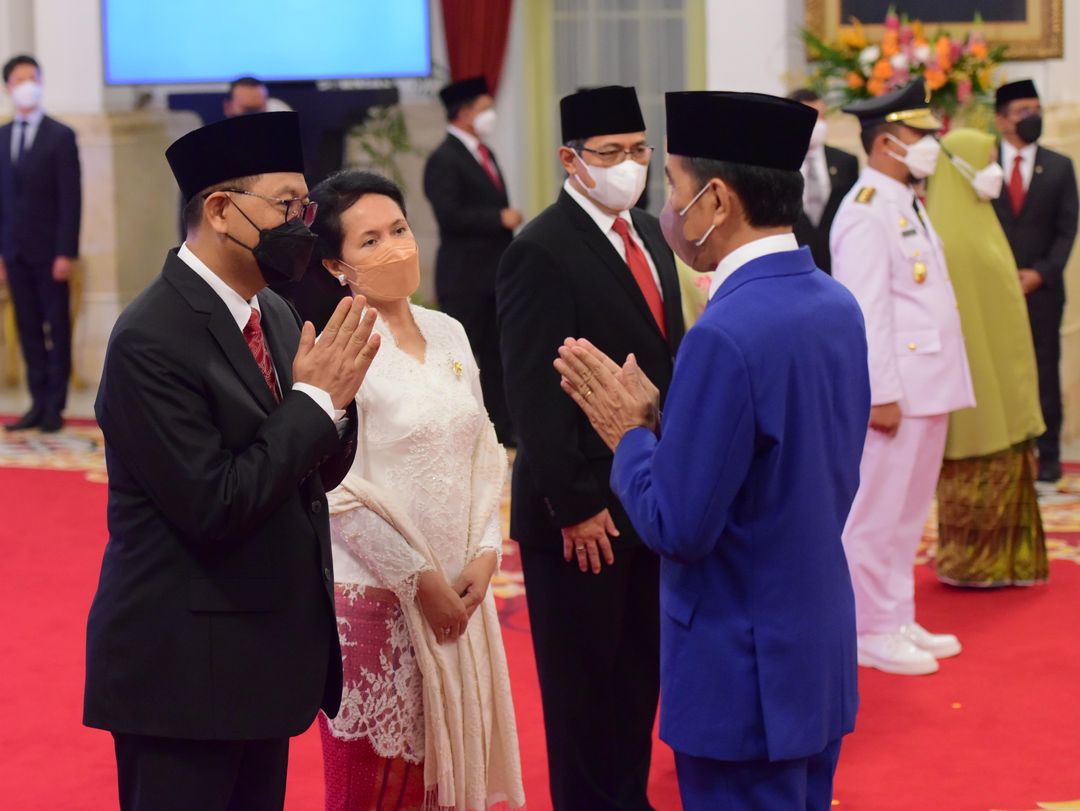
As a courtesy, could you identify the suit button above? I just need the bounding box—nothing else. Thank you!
[908,343,917,351]
[323,567,332,582]
[311,500,323,513]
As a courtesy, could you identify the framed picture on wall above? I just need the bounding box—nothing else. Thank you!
[804,0,1063,59]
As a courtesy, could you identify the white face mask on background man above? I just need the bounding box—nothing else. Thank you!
[886,133,941,180]
[473,108,498,140]
[575,153,648,212]
[950,155,1006,201]
[10,80,42,111]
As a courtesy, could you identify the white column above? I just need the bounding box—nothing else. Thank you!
[0,0,35,116]
[705,0,803,95]
[31,0,104,113]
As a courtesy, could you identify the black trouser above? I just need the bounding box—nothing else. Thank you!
[1027,288,1064,474]
[441,289,515,444]
[5,257,70,417]
[112,733,289,811]
[519,541,660,811]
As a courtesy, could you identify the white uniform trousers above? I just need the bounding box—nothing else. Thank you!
[842,414,949,635]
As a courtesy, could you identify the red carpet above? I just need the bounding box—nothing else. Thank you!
[1,425,1078,811]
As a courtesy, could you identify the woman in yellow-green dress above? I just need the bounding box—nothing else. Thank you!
[925,128,1048,587]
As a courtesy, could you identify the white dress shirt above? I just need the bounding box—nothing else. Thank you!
[708,233,801,301]
[800,146,831,225]
[177,242,344,423]
[562,177,663,295]
[10,107,44,162]
[1001,139,1037,191]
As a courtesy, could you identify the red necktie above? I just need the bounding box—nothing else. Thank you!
[612,218,666,337]
[244,308,281,402]
[476,143,503,191]
[1009,154,1026,216]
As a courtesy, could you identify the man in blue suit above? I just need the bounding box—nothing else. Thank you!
[0,54,81,433]
[555,91,870,810]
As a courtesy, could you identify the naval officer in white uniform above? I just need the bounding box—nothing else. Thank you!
[831,79,976,676]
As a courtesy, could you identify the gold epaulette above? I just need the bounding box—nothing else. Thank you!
[855,187,876,204]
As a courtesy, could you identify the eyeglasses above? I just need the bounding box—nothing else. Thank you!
[579,145,654,167]
[217,189,319,227]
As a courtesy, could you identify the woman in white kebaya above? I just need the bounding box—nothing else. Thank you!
[308,170,524,811]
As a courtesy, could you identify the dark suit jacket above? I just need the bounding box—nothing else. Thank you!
[0,114,81,264]
[84,251,356,740]
[794,146,859,275]
[424,134,513,303]
[993,143,1079,297]
[496,190,684,549]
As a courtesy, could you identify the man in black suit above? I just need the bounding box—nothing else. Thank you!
[424,76,521,444]
[84,112,380,811]
[497,85,684,811]
[0,54,81,432]
[789,88,859,275]
[992,79,1079,483]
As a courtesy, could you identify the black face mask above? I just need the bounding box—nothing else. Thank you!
[227,202,316,286]
[1016,114,1043,146]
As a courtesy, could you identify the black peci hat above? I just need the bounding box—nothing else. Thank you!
[439,76,490,110]
[665,91,816,171]
[842,78,942,132]
[995,79,1039,108]
[560,85,646,143]
[166,111,305,201]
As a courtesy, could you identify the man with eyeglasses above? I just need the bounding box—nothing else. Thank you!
[84,112,380,811]
[992,79,1079,486]
[496,85,684,811]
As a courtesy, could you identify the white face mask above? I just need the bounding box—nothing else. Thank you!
[950,154,1005,201]
[10,80,42,110]
[886,133,941,180]
[808,119,828,150]
[473,108,497,140]
[575,153,649,212]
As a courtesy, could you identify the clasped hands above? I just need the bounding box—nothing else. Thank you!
[552,338,661,575]
[417,551,498,645]
[292,295,381,410]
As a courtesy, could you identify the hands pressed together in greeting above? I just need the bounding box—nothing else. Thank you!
[417,550,499,644]
[552,338,662,574]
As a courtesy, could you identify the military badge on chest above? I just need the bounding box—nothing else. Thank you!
[899,216,928,284]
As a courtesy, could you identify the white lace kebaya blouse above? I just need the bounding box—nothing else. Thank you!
[325,304,504,756]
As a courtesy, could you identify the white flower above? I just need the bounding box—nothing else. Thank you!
[859,45,881,66]
[890,53,909,71]
[914,44,932,64]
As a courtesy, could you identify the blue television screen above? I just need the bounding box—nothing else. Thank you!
[102,0,431,85]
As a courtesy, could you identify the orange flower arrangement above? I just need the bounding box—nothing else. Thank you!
[802,5,1006,116]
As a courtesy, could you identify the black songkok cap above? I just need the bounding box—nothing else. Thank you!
[842,78,942,132]
[996,79,1039,108]
[166,111,305,201]
[439,76,489,110]
[665,91,816,171]
[560,85,646,143]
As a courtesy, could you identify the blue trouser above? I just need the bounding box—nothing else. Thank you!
[675,738,843,811]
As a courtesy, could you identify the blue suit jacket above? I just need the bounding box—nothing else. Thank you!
[611,246,870,762]
[0,115,81,264]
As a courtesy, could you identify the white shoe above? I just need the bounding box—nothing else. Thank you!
[857,633,939,675]
[899,623,962,659]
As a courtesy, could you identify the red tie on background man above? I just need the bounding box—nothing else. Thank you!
[612,218,666,337]
[1009,154,1026,216]
[244,308,282,403]
[476,143,503,192]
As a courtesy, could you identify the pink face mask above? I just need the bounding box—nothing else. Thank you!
[338,241,421,301]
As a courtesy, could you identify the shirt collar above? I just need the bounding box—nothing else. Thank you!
[447,124,481,153]
[1002,139,1037,165]
[177,242,259,332]
[708,233,801,300]
[14,108,44,126]
[860,166,913,200]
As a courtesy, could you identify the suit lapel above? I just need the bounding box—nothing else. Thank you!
[448,135,503,193]
[1022,146,1050,215]
[559,192,666,341]
[632,208,683,349]
[163,254,277,413]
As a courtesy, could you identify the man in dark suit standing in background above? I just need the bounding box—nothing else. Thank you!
[789,88,859,275]
[84,112,379,811]
[993,79,1079,484]
[0,54,81,432]
[424,76,520,444]
[497,85,684,811]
